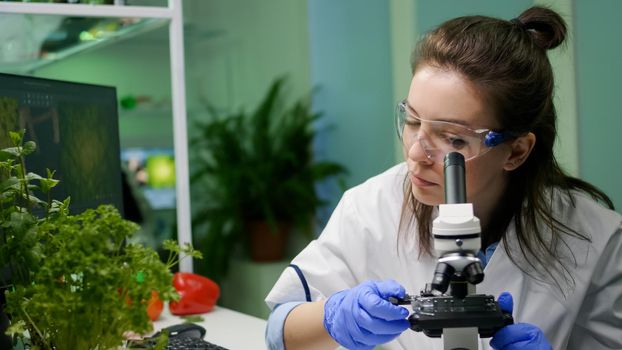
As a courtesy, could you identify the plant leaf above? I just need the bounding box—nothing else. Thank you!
[1,146,20,157]
[9,130,24,145]
[22,141,36,156]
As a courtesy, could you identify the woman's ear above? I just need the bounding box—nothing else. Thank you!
[504,132,536,171]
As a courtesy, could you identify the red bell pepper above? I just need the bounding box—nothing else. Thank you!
[169,272,220,315]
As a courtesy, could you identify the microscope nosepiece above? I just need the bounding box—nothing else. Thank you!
[465,262,485,285]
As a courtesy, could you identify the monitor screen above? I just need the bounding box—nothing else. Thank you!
[0,73,124,216]
[121,147,176,210]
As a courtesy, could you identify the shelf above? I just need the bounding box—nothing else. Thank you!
[0,2,173,18]
[0,16,168,74]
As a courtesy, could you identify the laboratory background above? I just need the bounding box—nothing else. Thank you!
[0,0,620,329]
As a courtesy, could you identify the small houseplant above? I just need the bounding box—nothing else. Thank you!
[0,130,201,349]
[190,77,346,283]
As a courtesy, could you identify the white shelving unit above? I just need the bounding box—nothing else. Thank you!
[0,0,195,272]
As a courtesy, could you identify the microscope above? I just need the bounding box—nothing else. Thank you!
[391,152,512,350]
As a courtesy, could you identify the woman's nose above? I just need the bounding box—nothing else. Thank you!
[407,135,434,164]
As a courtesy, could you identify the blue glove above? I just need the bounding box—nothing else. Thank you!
[323,280,410,350]
[490,292,552,350]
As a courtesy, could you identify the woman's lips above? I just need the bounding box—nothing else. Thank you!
[410,173,437,187]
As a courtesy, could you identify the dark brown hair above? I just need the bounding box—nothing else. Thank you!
[400,6,614,291]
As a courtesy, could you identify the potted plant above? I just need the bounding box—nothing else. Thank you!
[190,77,346,283]
[0,130,201,349]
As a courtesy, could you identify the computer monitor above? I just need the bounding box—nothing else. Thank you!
[0,73,124,216]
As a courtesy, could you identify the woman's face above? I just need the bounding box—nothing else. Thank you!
[403,65,512,216]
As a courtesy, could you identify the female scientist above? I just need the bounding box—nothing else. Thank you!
[265,6,622,350]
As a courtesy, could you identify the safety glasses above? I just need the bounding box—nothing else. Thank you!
[395,100,511,163]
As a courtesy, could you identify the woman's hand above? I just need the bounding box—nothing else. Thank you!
[491,292,552,350]
[323,280,410,350]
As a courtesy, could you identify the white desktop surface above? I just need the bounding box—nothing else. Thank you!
[154,305,267,349]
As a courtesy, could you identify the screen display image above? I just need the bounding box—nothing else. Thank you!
[0,73,123,215]
[121,147,176,210]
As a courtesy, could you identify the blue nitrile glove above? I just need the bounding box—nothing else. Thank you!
[490,292,552,350]
[323,280,410,350]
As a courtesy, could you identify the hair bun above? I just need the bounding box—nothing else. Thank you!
[516,6,567,50]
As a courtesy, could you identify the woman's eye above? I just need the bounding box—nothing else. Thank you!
[446,136,468,150]
[405,118,421,127]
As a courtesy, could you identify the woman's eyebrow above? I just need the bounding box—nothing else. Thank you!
[406,101,470,126]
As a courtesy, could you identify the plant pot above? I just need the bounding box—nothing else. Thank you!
[247,221,289,262]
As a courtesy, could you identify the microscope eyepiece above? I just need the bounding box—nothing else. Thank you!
[443,152,466,204]
[444,152,465,168]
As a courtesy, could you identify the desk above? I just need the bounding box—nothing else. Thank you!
[154,305,267,349]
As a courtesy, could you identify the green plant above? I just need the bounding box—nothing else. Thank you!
[191,77,346,282]
[0,130,201,349]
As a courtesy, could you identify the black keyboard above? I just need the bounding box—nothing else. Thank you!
[165,336,229,350]
[128,335,230,350]
[127,323,229,350]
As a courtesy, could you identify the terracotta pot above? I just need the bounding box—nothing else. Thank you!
[247,221,289,262]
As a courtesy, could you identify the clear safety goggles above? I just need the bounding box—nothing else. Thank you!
[395,100,511,163]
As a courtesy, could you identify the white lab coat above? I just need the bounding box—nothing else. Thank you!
[265,163,622,349]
